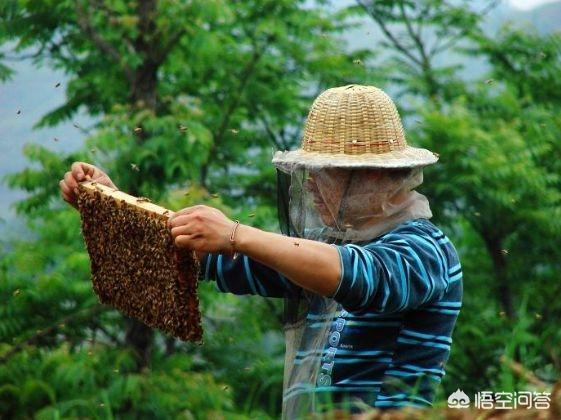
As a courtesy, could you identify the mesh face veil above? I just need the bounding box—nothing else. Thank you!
[278,166,433,243]
[275,164,433,417]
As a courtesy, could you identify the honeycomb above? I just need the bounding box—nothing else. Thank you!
[76,180,202,342]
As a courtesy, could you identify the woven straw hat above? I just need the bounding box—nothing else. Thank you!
[272,84,438,170]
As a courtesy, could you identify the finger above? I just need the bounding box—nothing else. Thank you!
[71,162,86,181]
[64,172,79,192]
[60,179,73,196]
[174,234,202,248]
[168,212,199,228]
[170,224,198,239]
[170,205,206,220]
[71,162,95,181]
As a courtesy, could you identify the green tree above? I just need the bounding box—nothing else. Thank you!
[0,0,372,417]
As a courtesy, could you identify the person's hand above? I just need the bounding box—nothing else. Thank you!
[60,161,117,210]
[167,205,237,255]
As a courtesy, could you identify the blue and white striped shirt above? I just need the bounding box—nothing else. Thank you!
[200,218,463,410]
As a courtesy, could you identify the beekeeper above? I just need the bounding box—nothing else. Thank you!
[61,85,463,417]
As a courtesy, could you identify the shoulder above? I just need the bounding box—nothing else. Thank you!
[365,218,461,267]
[372,218,446,245]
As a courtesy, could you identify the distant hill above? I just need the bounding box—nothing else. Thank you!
[512,1,561,32]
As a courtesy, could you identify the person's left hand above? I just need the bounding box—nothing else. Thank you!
[167,205,236,255]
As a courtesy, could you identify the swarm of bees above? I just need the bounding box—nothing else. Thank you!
[75,183,203,342]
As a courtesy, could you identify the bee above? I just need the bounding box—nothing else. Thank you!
[353,59,363,65]
[294,242,300,247]
[130,163,140,172]
[501,249,509,256]
[13,289,21,296]
[17,109,21,115]
[55,82,61,88]
[179,125,188,132]
[54,137,59,142]
[134,127,142,134]
[248,213,255,218]
[485,79,494,85]
[210,193,219,198]
[230,128,239,135]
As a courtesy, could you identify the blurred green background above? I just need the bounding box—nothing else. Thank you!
[1,0,560,418]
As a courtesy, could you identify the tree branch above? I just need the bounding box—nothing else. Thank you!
[0,304,107,364]
[356,0,422,67]
[74,1,135,83]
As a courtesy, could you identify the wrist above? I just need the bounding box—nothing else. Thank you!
[232,224,254,255]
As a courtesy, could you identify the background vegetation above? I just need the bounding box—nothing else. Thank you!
[1,0,560,418]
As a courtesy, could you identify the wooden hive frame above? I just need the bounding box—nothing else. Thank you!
[76,180,202,342]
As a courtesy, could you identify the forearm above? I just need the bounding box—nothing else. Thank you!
[234,224,341,297]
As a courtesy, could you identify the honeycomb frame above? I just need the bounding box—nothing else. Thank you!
[76,180,202,342]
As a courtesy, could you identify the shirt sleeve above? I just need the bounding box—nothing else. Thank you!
[330,231,450,314]
[199,252,301,298]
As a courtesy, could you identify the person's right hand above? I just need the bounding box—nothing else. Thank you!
[60,161,117,210]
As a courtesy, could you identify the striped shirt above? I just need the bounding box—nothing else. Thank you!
[200,218,463,411]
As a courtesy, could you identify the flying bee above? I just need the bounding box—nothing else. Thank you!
[130,163,140,172]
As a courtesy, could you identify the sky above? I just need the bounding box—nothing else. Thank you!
[509,0,558,10]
